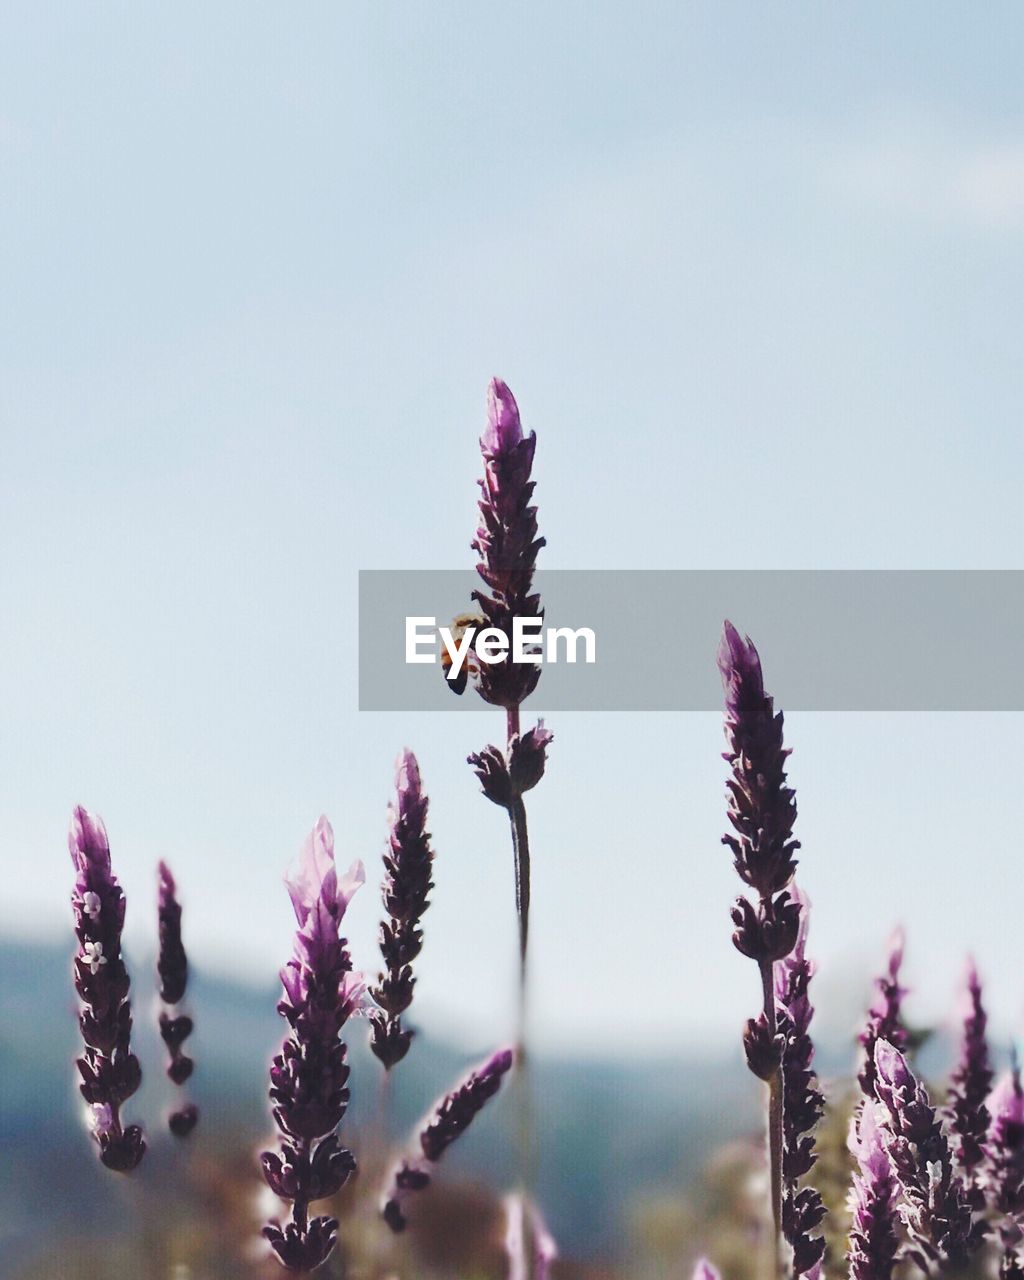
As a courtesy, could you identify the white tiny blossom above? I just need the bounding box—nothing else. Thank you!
[82,891,101,919]
[82,939,107,974]
[91,1102,114,1134]
[344,973,379,1019]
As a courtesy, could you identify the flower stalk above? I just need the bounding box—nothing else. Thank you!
[944,957,992,1208]
[774,887,826,1275]
[463,378,550,1005]
[381,1047,514,1232]
[872,1038,975,1272]
[260,818,365,1273]
[157,860,198,1137]
[719,621,803,1273]
[370,749,435,1072]
[69,805,146,1172]
[984,1059,1024,1277]
[847,1102,900,1280]
[858,929,908,1103]
[458,379,551,1276]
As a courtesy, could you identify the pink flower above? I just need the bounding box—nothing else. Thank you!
[504,1193,558,1280]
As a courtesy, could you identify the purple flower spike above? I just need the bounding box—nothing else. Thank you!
[484,378,525,453]
[157,860,198,1136]
[381,1048,514,1232]
[465,377,545,711]
[457,378,549,1196]
[873,1038,975,1271]
[944,958,992,1202]
[370,750,435,1071]
[858,928,908,1101]
[985,1061,1024,1275]
[261,818,365,1273]
[987,1064,1024,1214]
[504,1193,559,1280]
[847,1103,900,1280]
[719,622,803,1260]
[69,806,145,1173]
[775,885,826,1276]
[719,621,800,908]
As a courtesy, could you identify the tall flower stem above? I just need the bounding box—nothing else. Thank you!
[506,704,531,994]
[507,701,536,1279]
[458,379,552,1279]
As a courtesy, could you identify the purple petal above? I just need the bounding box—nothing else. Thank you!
[483,377,523,455]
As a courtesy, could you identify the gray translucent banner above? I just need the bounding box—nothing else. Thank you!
[358,570,1024,711]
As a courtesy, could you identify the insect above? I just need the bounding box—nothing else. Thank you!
[441,612,483,695]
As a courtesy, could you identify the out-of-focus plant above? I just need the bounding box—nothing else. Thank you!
[157,859,198,1137]
[847,1100,900,1280]
[857,930,908,1103]
[872,1038,976,1272]
[504,1192,558,1280]
[774,886,826,1275]
[984,1059,1024,1278]
[260,817,365,1273]
[944,959,992,1209]
[69,805,146,1172]
[381,1047,514,1232]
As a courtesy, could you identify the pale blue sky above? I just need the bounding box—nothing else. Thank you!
[1,4,1022,1057]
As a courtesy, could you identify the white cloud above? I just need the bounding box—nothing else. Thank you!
[953,144,1024,228]
[830,132,1024,231]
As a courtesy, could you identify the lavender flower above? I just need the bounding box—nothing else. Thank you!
[504,1193,558,1280]
[370,749,435,1071]
[985,1062,1024,1275]
[157,860,198,1137]
[847,1103,900,1280]
[872,1039,975,1272]
[462,379,552,985]
[857,929,908,1101]
[381,1047,514,1232]
[467,376,545,711]
[943,958,992,1201]
[69,806,145,1172]
[470,721,553,812]
[719,621,802,1254]
[774,887,826,1276]
[260,818,365,1273]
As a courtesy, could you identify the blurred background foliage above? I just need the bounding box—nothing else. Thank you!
[3,938,980,1280]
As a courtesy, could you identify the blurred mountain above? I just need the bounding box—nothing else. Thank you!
[0,938,763,1275]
